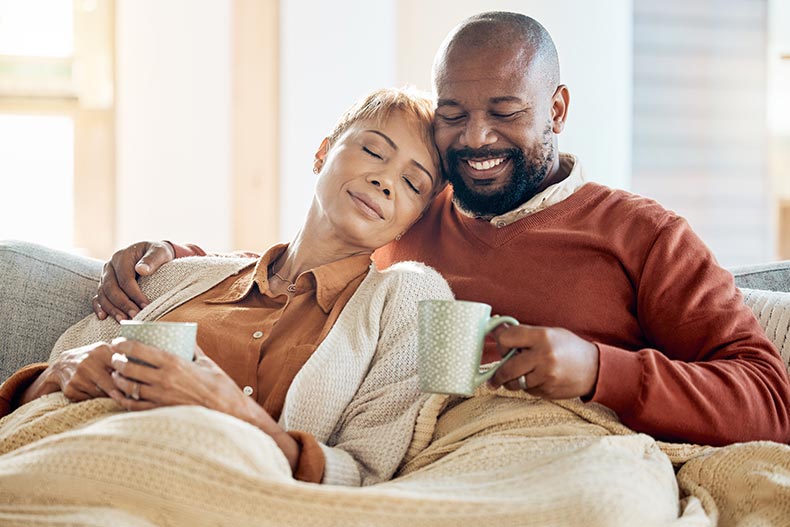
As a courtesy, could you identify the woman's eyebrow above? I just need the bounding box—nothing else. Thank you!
[365,130,397,150]
[364,130,433,183]
[411,160,434,183]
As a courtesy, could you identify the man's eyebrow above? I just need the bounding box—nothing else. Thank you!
[366,130,397,150]
[436,99,460,108]
[490,96,527,105]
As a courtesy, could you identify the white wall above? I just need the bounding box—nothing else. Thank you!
[279,0,397,241]
[278,0,633,240]
[396,0,633,191]
[115,0,233,251]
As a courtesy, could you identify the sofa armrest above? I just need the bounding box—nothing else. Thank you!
[731,261,790,293]
[741,288,790,377]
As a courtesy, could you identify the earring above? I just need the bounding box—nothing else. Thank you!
[395,233,403,241]
[313,167,319,174]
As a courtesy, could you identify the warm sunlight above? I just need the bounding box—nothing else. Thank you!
[0,115,74,248]
[0,0,73,57]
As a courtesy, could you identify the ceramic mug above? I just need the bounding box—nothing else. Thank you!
[119,320,197,363]
[418,299,519,396]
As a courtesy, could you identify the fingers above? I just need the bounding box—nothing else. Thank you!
[134,241,175,276]
[58,343,124,401]
[111,339,175,371]
[92,262,139,321]
[109,373,157,411]
[96,260,143,321]
[94,242,154,321]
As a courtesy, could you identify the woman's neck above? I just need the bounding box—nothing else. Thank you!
[269,213,371,283]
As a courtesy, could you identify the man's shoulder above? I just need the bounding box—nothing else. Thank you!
[580,182,679,226]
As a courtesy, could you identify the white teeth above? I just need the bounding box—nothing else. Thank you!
[467,157,505,170]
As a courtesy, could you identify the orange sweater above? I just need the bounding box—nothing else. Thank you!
[375,183,790,446]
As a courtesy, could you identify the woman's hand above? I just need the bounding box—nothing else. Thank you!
[21,342,123,405]
[108,339,248,415]
[108,338,301,472]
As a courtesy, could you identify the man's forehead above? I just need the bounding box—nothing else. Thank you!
[435,44,535,91]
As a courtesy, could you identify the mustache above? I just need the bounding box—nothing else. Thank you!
[447,146,520,162]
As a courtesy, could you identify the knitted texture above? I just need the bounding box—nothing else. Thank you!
[43,255,455,487]
[742,288,790,375]
[1,384,789,525]
[377,183,790,445]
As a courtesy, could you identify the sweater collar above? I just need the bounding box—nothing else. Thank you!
[453,152,585,226]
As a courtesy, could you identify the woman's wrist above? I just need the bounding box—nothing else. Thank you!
[20,367,59,405]
[238,396,300,472]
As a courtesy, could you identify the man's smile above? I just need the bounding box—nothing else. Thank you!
[457,155,512,185]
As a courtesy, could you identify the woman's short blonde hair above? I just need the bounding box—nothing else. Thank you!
[327,86,442,186]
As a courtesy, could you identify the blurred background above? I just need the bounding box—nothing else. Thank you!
[0,0,788,267]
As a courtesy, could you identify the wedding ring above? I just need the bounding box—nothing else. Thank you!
[517,375,528,391]
[131,381,141,401]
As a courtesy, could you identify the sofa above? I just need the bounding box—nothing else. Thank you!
[2,239,788,382]
[1,240,789,526]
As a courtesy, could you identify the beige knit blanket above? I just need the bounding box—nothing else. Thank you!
[0,384,788,526]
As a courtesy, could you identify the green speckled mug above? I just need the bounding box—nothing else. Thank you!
[418,300,519,396]
[119,320,197,363]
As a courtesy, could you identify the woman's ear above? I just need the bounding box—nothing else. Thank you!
[313,137,330,174]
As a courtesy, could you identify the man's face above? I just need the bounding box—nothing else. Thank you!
[433,45,556,217]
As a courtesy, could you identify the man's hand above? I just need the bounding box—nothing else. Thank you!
[488,325,600,400]
[92,241,175,321]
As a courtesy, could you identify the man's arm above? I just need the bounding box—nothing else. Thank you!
[491,215,790,446]
[588,216,790,445]
[93,240,259,321]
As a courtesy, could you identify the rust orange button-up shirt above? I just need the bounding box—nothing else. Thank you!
[160,244,371,483]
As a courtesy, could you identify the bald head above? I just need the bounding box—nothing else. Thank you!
[432,12,560,96]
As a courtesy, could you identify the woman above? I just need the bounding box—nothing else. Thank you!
[0,87,453,488]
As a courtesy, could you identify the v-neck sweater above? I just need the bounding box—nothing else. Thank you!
[375,182,790,446]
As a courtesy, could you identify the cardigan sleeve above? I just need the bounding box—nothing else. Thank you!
[0,363,48,418]
[318,265,454,486]
[590,215,790,445]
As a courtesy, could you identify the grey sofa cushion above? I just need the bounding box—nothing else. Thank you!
[0,240,102,381]
[732,261,790,293]
[742,288,790,377]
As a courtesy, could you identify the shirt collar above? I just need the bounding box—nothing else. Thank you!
[454,152,586,225]
[208,244,288,303]
[208,243,372,313]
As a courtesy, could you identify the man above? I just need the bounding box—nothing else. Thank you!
[91,12,790,446]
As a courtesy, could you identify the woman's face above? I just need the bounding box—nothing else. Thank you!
[313,110,439,251]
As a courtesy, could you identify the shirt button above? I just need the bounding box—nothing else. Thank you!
[252,330,264,339]
[243,386,254,396]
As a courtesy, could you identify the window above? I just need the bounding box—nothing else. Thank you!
[0,0,114,257]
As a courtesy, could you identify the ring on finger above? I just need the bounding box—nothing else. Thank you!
[517,375,528,391]
[131,381,141,401]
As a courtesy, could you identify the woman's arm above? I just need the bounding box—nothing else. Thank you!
[108,341,301,473]
[316,264,454,486]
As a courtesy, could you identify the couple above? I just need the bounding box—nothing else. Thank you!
[1,10,789,526]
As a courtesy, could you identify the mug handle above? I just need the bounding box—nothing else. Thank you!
[474,315,520,387]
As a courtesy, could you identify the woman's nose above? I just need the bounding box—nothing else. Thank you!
[369,177,391,197]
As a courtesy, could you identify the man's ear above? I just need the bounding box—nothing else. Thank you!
[551,84,570,134]
[313,137,330,174]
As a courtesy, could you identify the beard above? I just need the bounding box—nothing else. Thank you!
[445,124,554,218]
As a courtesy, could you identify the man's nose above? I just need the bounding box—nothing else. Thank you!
[459,115,497,149]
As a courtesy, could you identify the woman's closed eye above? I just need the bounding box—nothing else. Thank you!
[363,146,382,159]
[403,176,421,195]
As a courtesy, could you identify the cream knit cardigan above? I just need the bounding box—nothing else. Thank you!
[47,256,454,487]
